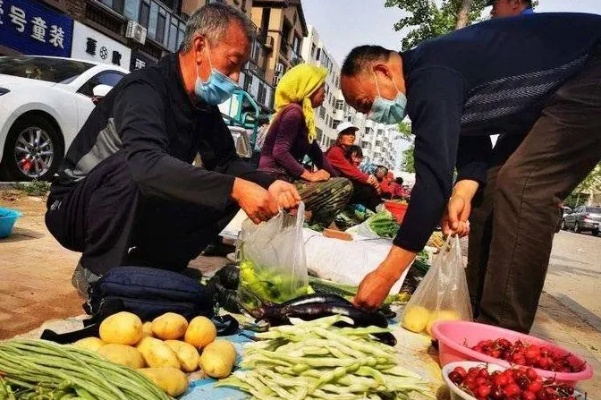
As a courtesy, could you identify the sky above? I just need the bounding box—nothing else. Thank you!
[302,0,601,66]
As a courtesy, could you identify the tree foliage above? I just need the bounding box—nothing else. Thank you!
[385,0,490,50]
[397,121,415,172]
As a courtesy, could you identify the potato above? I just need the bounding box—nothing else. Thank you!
[401,306,431,333]
[425,310,461,336]
[184,316,216,349]
[198,340,237,379]
[142,322,154,338]
[72,337,105,352]
[99,311,143,345]
[97,344,145,368]
[136,337,180,369]
[164,340,200,372]
[137,367,188,397]
[152,313,188,340]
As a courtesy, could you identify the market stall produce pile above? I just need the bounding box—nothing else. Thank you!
[0,339,170,400]
[0,311,240,399]
[217,315,431,400]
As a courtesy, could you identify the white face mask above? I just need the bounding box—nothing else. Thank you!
[194,45,239,105]
[368,70,408,124]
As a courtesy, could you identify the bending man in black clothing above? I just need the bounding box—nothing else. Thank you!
[340,12,601,333]
[45,3,300,297]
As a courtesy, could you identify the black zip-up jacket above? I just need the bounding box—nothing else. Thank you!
[51,53,274,214]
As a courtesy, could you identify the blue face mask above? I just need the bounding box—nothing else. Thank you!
[368,71,407,124]
[194,47,239,105]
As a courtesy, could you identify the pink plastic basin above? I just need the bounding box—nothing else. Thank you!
[431,320,593,386]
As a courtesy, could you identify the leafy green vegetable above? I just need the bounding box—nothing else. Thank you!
[367,211,400,238]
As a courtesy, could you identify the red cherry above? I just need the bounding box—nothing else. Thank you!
[448,371,463,385]
[536,357,552,370]
[493,374,509,387]
[522,391,537,400]
[527,380,543,393]
[478,368,489,378]
[525,368,538,381]
[490,386,504,399]
[504,383,521,397]
[476,385,492,398]
[453,366,467,379]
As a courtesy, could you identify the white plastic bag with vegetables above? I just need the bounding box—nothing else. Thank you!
[401,235,472,336]
[238,202,310,307]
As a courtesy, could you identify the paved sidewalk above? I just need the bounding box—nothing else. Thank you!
[1,192,599,395]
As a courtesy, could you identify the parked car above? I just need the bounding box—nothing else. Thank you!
[0,55,128,181]
[562,205,601,236]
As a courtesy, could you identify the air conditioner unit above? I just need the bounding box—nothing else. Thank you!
[264,36,274,48]
[275,63,284,75]
[126,21,147,45]
[273,75,281,86]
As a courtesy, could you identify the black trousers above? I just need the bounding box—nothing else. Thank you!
[466,51,601,333]
[46,152,239,276]
[349,181,381,212]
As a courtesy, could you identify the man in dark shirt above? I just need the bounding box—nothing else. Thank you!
[45,3,299,297]
[341,13,601,333]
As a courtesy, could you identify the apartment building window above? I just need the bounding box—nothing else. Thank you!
[258,83,266,105]
[292,35,300,55]
[319,106,326,119]
[316,128,323,143]
[124,0,139,20]
[157,7,167,43]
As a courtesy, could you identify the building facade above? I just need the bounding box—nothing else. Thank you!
[298,25,401,168]
[251,0,306,89]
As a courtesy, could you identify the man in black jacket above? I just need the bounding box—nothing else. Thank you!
[45,3,299,297]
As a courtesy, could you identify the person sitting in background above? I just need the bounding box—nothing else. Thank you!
[326,122,381,211]
[391,177,410,199]
[375,166,394,199]
[346,145,364,167]
[259,64,352,229]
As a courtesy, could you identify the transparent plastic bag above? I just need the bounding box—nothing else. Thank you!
[401,235,473,336]
[238,202,309,307]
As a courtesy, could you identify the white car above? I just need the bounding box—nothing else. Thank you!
[0,56,129,181]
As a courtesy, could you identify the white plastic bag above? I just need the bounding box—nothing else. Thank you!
[238,202,309,305]
[401,235,472,336]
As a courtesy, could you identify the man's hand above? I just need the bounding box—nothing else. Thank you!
[441,195,471,237]
[440,180,479,237]
[231,178,279,224]
[301,169,330,182]
[268,180,301,210]
[353,246,417,311]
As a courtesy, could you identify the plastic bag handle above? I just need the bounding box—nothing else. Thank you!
[294,201,306,237]
[437,234,462,271]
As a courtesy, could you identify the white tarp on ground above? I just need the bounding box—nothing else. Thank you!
[221,210,407,295]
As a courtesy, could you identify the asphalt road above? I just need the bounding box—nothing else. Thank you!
[546,229,601,331]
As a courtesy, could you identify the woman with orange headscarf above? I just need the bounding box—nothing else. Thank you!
[259,64,352,229]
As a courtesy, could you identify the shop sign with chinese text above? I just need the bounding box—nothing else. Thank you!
[71,22,131,69]
[0,0,73,57]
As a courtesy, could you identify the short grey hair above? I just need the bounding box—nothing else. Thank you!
[180,3,255,52]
